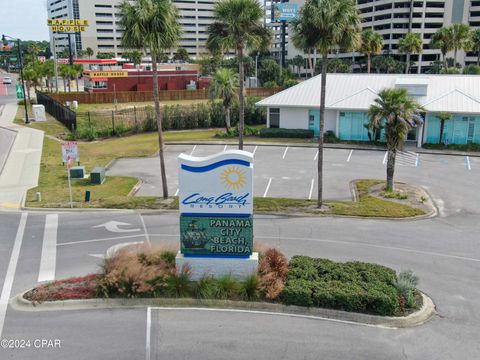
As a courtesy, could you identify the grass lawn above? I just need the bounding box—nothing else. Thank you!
[75,99,211,113]
[14,107,69,137]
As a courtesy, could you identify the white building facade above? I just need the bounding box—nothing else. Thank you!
[286,0,480,73]
[257,74,480,146]
[47,0,218,59]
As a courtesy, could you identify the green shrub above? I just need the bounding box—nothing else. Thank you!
[283,79,299,88]
[263,81,278,88]
[165,265,192,297]
[423,143,480,152]
[281,257,400,315]
[280,279,314,306]
[216,274,241,300]
[324,130,339,143]
[194,276,219,299]
[259,128,314,138]
[394,270,419,308]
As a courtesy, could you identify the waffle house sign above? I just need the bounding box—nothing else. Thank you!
[178,150,254,257]
[48,19,90,33]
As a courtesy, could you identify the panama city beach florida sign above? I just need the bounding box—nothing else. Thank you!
[178,150,254,257]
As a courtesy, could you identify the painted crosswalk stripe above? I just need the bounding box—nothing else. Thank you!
[38,214,58,282]
[0,212,28,338]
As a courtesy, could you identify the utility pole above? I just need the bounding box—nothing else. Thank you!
[280,0,286,69]
[52,34,59,93]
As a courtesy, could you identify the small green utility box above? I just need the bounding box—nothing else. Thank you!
[69,166,85,179]
[90,167,106,185]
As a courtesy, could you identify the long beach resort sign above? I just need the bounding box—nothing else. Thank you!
[178,150,254,257]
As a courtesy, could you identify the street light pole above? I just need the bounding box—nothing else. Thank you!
[2,34,29,124]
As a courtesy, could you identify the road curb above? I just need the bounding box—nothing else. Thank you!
[10,290,435,329]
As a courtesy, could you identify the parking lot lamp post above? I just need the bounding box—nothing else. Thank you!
[2,34,29,124]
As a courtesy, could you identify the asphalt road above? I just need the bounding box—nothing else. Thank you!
[0,204,479,359]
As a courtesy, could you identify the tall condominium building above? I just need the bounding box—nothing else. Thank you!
[286,0,480,73]
[47,0,217,59]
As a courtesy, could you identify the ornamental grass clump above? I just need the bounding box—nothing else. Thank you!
[96,246,177,298]
[394,270,419,310]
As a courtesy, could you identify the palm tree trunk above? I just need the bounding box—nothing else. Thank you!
[367,53,371,74]
[225,106,231,132]
[317,53,328,208]
[477,53,480,66]
[238,47,245,150]
[76,77,79,92]
[442,52,447,71]
[454,48,458,66]
[439,119,445,145]
[307,50,313,78]
[405,53,410,74]
[151,52,169,199]
[386,149,396,191]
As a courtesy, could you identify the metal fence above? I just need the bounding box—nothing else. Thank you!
[36,91,77,131]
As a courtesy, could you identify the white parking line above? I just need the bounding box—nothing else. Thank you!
[146,307,152,360]
[415,154,420,167]
[38,214,58,282]
[314,150,318,161]
[140,215,151,246]
[0,212,28,338]
[308,179,315,200]
[382,151,388,165]
[57,234,145,246]
[282,146,289,159]
[174,188,179,196]
[346,150,353,162]
[263,178,272,198]
[190,145,197,155]
[223,145,228,151]
[466,156,471,170]
[253,146,258,155]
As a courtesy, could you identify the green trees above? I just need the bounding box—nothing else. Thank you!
[118,0,181,199]
[257,58,281,85]
[450,23,471,64]
[435,112,453,145]
[368,89,423,191]
[85,47,94,59]
[359,28,383,73]
[430,28,453,71]
[471,28,480,66]
[173,48,190,62]
[209,68,239,132]
[398,32,423,74]
[292,0,360,207]
[290,55,305,76]
[207,0,271,150]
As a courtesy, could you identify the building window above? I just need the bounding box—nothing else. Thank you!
[95,4,112,8]
[269,108,280,128]
[95,12,113,17]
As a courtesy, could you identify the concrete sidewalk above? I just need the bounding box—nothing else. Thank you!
[0,103,44,210]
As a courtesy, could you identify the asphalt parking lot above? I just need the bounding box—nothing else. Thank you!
[108,144,480,216]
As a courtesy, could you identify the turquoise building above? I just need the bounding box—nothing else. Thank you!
[257,74,480,146]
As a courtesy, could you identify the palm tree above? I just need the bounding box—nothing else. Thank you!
[73,63,84,92]
[291,55,305,77]
[58,64,71,92]
[368,88,423,191]
[450,23,471,64]
[119,0,181,200]
[173,48,190,62]
[206,0,271,150]
[124,50,143,89]
[85,47,94,59]
[359,28,383,73]
[471,28,480,66]
[398,32,423,74]
[430,27,454,71]
[209,68,239,132]
[436,112,453,145]
[292,0,360,208]
[290,16,317,78]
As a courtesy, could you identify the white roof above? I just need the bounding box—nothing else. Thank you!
[256,73,480,114]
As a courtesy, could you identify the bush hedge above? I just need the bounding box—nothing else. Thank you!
[280,256,399,316]
[423,142,480,152]
[259,128,314,138]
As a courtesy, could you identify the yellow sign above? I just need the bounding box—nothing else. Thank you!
[86,71,129,78]
[48,19,89,32]
[48,19,89,26]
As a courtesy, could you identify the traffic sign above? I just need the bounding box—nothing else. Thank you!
[15,84,24,100]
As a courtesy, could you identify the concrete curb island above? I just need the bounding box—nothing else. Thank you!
[10,290,436,329]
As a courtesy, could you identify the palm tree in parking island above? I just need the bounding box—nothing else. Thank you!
[118,0,181,199]
[292,0,361,207]
[209,67,239,133]
[398,32,423,74]
[359,28,383,74]
[206,0,271,150]
[368,88,423,192]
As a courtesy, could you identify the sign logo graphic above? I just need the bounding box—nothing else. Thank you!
[221,166,246,190]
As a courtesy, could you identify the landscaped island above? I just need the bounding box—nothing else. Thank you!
[25,245,421,317]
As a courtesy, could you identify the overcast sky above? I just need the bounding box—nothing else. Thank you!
[0,0,49,41]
